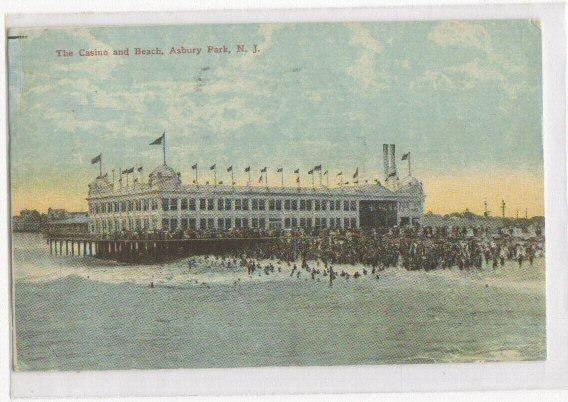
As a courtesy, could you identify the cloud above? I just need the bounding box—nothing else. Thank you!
[428,21,491,50]
[345,23,387,91]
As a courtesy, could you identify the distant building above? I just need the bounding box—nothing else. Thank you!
[12,209,46,232]
[86,144,426,234]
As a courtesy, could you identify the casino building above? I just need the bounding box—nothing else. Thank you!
[86,144,425,234]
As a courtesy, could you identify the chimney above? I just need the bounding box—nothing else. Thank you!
[389,144,397,178]
[383,144,390,180]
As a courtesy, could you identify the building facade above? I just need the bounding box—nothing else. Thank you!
[87,146,425,235]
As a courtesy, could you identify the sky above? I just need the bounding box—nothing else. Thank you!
[8,20,543,217]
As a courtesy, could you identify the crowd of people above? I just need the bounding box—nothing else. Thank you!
[178,226,544,287]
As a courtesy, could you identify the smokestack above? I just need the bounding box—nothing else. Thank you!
[383,144,389,180]
[389,144,397,178]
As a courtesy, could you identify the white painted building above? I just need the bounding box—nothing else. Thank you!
[87,145,425,234]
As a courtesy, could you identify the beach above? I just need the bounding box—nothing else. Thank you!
[12,232,546,371]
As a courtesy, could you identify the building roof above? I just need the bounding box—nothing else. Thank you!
[50,214,90,225]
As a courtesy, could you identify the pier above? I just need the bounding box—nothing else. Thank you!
[45,234,281,264]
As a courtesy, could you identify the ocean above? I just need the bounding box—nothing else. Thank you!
[11,233,546,371]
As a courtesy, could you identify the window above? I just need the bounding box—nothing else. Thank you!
[275,200,282,210]
[344,218,350,228]
[259,218,265,228]
[235,218,242,228]
[181,218,188,230]
[350,201,357,211]
[335,201,341,210]
[207,199,214,210]
[235,199,242,210]
[225,218,231,229]
[207,218,214,228]
[170,218,178,230]
[218,218,224,229]
[200,218,206,229]
[315,200,320,211]
[225,199,232,210]
[300,218,306,228]
[151,200,158,210]
[162,198,170,211]
[199,198,206,210]
[284,199,291,210]
[115,202,120,212]
[315,217,321,227]
[321,218,327,228]
[170,198,178,211]
[252,218,258,228]
[218,199,224,210]
[307,218,312,227]
[242,199,249,211]
[259,199,266,210]
[136,200,142,211]
[188,218,196,230]
[330,200,335,211]
[300,200,305,211]
[252,199,258,210]
[291,200,298,210]
[269,199,275,211]
[162,218,169,230]
[322,200,327,211]
[344,201,349,211]
[189,198,196,210]
[351,218,357,228]
[242,218,248,227]
[306,200,312,211]
[181,199,188,210]
[336,218,341,228]
[285,218,291,228]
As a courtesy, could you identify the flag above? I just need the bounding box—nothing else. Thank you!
[323,170,328,175]
[122,167,134,174]
[296,177,300,183]
[150,132,165,145]
[354,180,359,184]
[277,167,283,172]
[294,169,299,174]
[261,167,267,173]
[401,152,410,161]
[388,171,397,178]
[308,169,313,175]
[137,167,143,172]
[191,164,197,170]
[337,171,343,176]
[227,166,233,172]
[245,166,250,172]
[210,164,216,170]
[91,154,101,164]
[352,167,359,179]
[259,175,263,183]
[314,165,322,171]
[219,181,223,185]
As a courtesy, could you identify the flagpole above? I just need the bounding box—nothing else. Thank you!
[248,170,251,186]
[214,168,217,186]
[232,170,234,186]
[281,170,284,187]
[112,169,115,189]
[162,132,166,165]
[408,154,412,177]
[99,155,103,178]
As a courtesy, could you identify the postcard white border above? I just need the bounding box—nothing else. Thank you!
[3,1,567,398]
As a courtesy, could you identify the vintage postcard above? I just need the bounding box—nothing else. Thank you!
[8,19,545,373]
